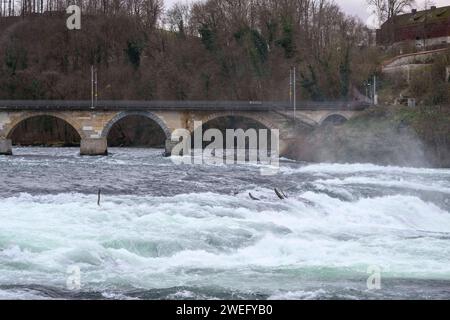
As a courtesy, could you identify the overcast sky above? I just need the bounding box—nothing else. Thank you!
[163,0,450,27]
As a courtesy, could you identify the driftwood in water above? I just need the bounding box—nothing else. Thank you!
[97,189,101,206]
[249,193,261,201]
[274,188,287,200]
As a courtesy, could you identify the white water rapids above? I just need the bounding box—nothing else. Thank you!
[0,148,449,299]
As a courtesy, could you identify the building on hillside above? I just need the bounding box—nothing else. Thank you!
[376,5,450,51]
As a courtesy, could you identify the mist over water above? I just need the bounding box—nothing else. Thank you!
[0,148,449,300]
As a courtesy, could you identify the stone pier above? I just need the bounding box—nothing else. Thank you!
[164,139,179,157]
[0,139,12,155]
[80,138,108,156]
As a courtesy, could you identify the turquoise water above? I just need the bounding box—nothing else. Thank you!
[0,148,449,299]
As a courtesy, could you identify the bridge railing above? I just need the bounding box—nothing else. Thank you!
[0,100,371,111]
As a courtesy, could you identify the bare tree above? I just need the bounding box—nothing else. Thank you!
[422,0,435,10]
[367,0,415,26]
[166,1,192,35]
[141,0,163,29]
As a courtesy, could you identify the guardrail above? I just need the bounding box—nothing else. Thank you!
[0,100,371,111]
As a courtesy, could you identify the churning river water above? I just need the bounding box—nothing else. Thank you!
[0,147,449,300]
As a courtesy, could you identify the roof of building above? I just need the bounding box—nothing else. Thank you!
[381,5,450,28]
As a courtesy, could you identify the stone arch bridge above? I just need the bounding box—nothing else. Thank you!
[0,100,370,156]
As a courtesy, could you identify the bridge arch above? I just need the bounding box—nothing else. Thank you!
[6,112,84,139]
[199,111,279,132]
[101,111,171,140]
[192,112,279,151]
[195,111,292,155]
[319,113,349,126]
[6,113,84,144]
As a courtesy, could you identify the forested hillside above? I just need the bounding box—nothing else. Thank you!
[0,0,379,101]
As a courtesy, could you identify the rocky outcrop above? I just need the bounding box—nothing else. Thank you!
[288,107,449,168]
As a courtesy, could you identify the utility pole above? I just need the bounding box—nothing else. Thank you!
[289,68,293,107]
[95,68,98,104]
[91,65,94,109]
[288,66,297,122]
[289,66,300,120]
[294,66,297,120]
[373,75,378,105]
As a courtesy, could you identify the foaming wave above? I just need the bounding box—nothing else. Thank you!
[282,163,450,176]
[313,177,450,194]
[268,289,328,300]
[0,191,449,295]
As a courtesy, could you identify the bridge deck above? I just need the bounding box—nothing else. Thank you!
[0,100,371,112]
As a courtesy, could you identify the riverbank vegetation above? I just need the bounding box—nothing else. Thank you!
[0,0,378,101]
